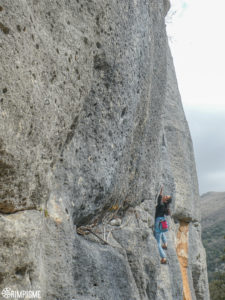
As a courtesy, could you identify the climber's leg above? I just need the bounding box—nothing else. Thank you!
[154,217,166,259]
[161,233,167,249]
[161,233,167,244]
[155,231,166,258]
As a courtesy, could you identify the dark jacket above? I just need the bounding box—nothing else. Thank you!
[155,195,171,218]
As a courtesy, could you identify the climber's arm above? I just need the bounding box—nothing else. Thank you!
[159,186,163,196]
[157,194,163,205]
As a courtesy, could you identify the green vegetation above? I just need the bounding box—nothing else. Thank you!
[209,271,225,300]
[202,220,225,281]
[204,234,225,300]
[44,209,49,217]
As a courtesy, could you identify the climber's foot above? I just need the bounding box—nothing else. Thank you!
[162,244,167,250]
[161,258,167,264]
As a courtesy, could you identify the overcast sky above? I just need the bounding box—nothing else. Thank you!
[166,0,225,194]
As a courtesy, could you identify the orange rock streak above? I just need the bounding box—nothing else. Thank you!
[176,221,192,300]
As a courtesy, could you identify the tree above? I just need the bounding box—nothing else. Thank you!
[209,237,225,300]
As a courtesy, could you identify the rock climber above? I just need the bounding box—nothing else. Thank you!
[154,186,172,264]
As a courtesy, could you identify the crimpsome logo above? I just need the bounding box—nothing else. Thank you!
[1,288,11,299]
[1,287,41,299]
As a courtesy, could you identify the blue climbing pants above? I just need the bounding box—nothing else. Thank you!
[154,217,167,258]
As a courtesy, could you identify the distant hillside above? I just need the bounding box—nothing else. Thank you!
[201,192,225,281]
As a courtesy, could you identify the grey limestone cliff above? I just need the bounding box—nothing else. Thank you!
[0,0,209,299]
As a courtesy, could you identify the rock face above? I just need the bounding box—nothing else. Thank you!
[0,0,209,299]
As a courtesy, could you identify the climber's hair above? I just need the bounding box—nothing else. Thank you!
[166,196,172,204]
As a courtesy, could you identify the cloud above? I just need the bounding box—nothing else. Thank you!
[185,107,225,194]
[167,0,225,112]
[201,171,225,193]
[167,0,225,194]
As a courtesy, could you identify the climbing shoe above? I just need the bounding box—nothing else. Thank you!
[162,244,167,250]
[160,258,167,264]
